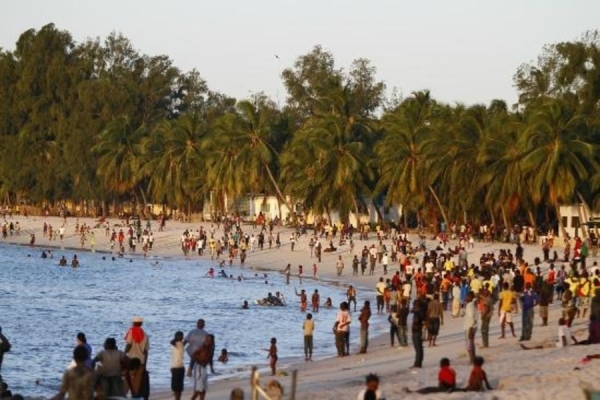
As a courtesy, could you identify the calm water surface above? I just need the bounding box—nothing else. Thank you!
[0,244,383,398]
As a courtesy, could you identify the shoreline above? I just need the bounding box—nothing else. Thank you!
[2,216,600,399]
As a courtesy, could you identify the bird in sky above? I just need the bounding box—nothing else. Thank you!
[274,54,280,60]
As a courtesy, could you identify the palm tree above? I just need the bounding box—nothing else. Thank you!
[205,98,291,215]
[375,91,432,220]
[139,115,205,214]
[520,98,599,234]
[92,115,145,212]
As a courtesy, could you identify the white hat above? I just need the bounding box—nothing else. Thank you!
[132,316,143,323]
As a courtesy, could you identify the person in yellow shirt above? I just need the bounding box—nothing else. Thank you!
[302,314,315,361]
[579,272,592,319]
[498,282,517,338]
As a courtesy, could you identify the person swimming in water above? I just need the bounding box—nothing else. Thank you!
[242,300,249,309]
[58,256,67,266]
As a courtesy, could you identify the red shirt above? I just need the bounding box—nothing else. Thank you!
[438,366,456,387]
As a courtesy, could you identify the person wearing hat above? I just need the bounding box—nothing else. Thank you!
[124,316,149,399]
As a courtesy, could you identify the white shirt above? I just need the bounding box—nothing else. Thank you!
[464,300,477,330]
[171,342,184,368]
[382,255,389,265]
[335,310,351,332]
[425,261,434,274]
[402,283,411,298]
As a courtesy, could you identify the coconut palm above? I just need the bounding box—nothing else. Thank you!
[139,115,205,213]
[92,115,145,199]
[520,98,599,233]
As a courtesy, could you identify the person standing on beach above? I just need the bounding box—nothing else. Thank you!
[169,332,185,400]
[347,285,357,312]
[51,346,98,400]
[184,319,207,377]
[311,290,320,312]
[464,292,478,364]
[336,255,345,276]
[334,302,351,356]
[520,282,539,341]
[283,264,291,284]
[124,316,149,399]
[498,282,517,338]
[303,313,315,361]
[191,335,212,400]
[411,298,425,368]
[376,278,386,314]
[479,288,494,348]
[358,300,372,354]
[426,293,443,347]
[92,337,126,399]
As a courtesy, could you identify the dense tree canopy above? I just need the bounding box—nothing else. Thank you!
[1,24,599,229]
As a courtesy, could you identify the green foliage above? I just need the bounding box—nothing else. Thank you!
[0,24,599,227]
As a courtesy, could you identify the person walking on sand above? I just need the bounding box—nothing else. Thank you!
[376,277,386,314]
[358,300,372,354]
[169,332,185,400]
[464,291,478,365]
[303,314,315,361]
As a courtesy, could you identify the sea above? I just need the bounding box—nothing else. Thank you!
[0,243,385,398]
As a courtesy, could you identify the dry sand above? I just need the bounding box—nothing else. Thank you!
[3,215,600,399]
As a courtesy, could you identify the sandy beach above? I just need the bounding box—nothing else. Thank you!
[2,215,600,399]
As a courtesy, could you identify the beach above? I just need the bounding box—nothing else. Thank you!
[2,215,600,399]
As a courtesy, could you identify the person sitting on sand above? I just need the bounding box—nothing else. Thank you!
[356,373,386,400]
[403,357,456,394]
[460,356,493,392]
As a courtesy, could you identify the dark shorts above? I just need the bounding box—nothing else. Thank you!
[427,317,440,335]
[171,367,185,392]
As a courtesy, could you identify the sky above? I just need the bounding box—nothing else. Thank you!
[1,0,598,107]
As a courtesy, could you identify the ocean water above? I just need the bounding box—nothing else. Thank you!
[0,244,382,398]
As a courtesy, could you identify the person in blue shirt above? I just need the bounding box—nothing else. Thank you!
[520,283,539,341]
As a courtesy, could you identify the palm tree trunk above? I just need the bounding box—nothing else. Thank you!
[501,205,509,232]
[527,209,537,242]
[556,204,567,238]
[428,185,449,232]
[263,163,293,217]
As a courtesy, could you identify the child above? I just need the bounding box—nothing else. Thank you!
[463,356,493,392]
[170,331,185,400]
[403,357,456,393]
[265,337,278,375]
[218,348,228,363]
[303,313,315,361]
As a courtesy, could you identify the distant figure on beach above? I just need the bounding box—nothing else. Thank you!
[334,302,351,357]
[358,300,372,354]
[29,233,35,247]
[283,264,291,284]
